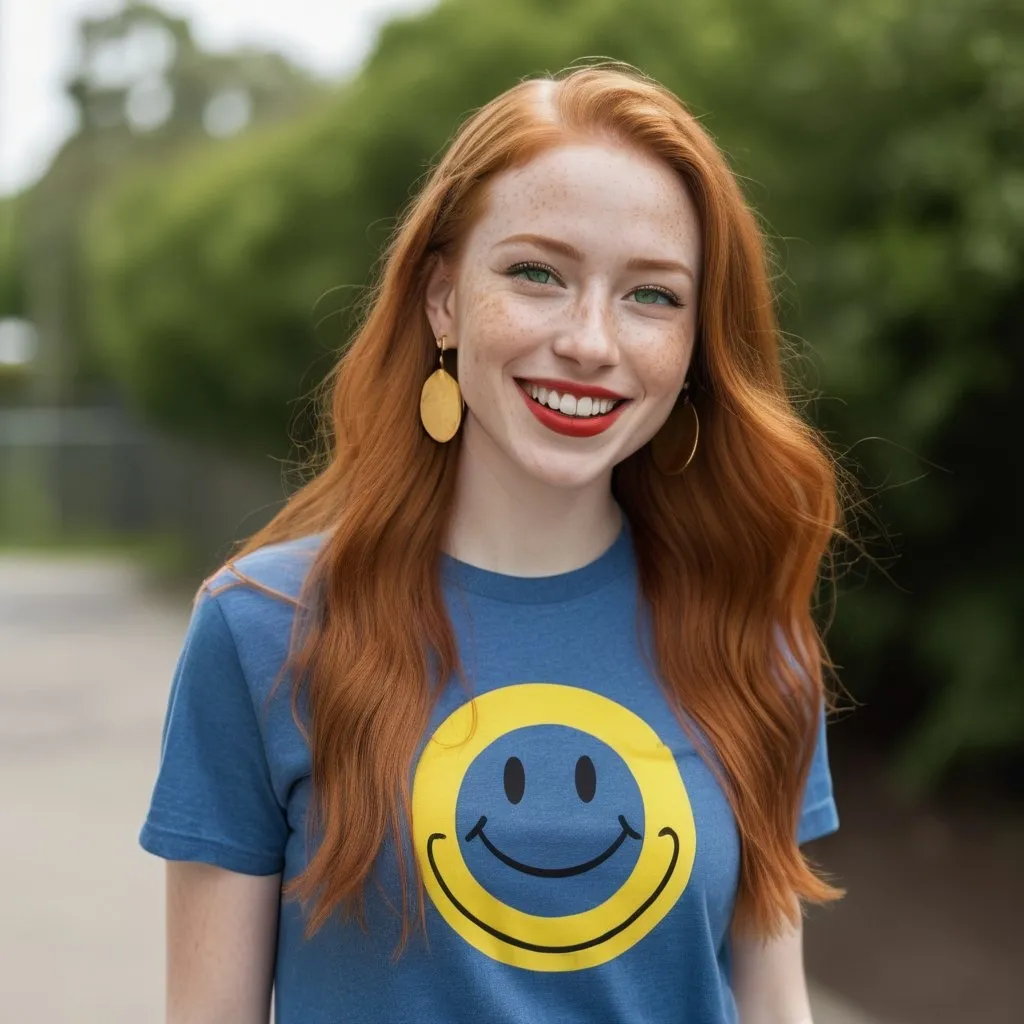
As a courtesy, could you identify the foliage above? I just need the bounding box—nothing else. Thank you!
[12,0,326,404]
[81,0,1024,788]
[0,196,24,317]
[0,196,30,404]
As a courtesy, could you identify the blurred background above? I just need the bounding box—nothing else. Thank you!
[0,1,1021,1022]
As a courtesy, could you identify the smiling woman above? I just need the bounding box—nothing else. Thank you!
[140,64,843,1024]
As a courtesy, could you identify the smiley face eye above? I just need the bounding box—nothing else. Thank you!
[575,755,597,802]
[503,756,525,804]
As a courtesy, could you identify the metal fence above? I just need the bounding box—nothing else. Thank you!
[0,406,286,569]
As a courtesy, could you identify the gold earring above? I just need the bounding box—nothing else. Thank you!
[419,334,463,442]
[650,382,699,475]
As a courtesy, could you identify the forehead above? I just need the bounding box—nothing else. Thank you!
[467,142,702,261]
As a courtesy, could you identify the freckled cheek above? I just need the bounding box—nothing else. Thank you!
[624,332,693,398]
[459,293,550,361]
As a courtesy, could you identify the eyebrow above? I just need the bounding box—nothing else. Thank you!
[496,233,695,282]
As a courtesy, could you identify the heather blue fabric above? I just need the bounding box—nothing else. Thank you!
[141,527,838,1023]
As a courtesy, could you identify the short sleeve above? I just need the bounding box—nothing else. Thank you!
[139,588,288,874]
[797,706,840,845]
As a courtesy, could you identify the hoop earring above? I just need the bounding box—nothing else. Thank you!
[419,334,463,443]
[650,383,699,475]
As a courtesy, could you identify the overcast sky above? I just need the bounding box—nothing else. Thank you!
[0,0,437,195]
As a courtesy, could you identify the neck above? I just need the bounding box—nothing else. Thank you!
[444,419,623,577]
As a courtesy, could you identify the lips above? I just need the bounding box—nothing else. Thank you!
[517,377,628,401]
[515,379,630,438]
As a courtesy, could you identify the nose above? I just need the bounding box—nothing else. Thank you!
[550,288,620,370]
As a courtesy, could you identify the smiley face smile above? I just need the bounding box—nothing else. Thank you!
[426,826,681,954]
[464,813,642,877]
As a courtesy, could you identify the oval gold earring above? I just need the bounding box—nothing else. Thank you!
[419,334,463,443]
[650,383,699,476]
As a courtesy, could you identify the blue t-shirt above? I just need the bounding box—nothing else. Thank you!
[141,527,838,1023]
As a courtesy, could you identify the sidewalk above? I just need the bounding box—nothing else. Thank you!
[0,554,887,1023]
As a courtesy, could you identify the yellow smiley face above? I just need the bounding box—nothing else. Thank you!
[411,683,696,971]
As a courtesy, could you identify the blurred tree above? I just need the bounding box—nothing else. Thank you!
[66,1,322,149]
[0,196,24,317]
[19,0,326,405]
[83,0,1024,789]
[0,195,31,404]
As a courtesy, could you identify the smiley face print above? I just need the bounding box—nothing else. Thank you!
[411,684,696,971]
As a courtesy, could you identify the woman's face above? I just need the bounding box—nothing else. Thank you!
[425,141,702,491]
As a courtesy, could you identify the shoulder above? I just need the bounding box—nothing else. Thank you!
[197,533,327,645]
[208,533,325,600]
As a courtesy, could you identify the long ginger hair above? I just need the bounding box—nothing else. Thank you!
[230,64,843,944]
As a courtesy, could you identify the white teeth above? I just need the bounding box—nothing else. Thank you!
[522,382,622,417]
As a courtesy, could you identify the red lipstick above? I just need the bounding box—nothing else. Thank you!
[516,381,629,438]
[517,377,627,400]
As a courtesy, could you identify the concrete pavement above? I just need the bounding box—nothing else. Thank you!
[0,554,886,1024]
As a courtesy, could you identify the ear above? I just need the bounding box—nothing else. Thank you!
[424,254,457,346]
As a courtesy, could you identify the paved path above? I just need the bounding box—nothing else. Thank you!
[0,555,885,1024]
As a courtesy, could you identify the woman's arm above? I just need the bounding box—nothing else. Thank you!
[731,915,814,1024]
[166,861,281,1024]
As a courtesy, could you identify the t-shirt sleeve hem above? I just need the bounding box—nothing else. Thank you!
[797,797,839,846]
[139,821,285,876]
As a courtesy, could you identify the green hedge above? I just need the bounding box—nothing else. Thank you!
[0,196,24,317]
[83,0,1024,788]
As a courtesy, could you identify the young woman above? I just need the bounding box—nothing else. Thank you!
[141,65,844,1024]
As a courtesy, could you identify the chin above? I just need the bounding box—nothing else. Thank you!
[514,449,615,491]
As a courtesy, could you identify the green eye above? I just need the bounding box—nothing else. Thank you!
[514,265,555,285]
[632,287,677,306]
